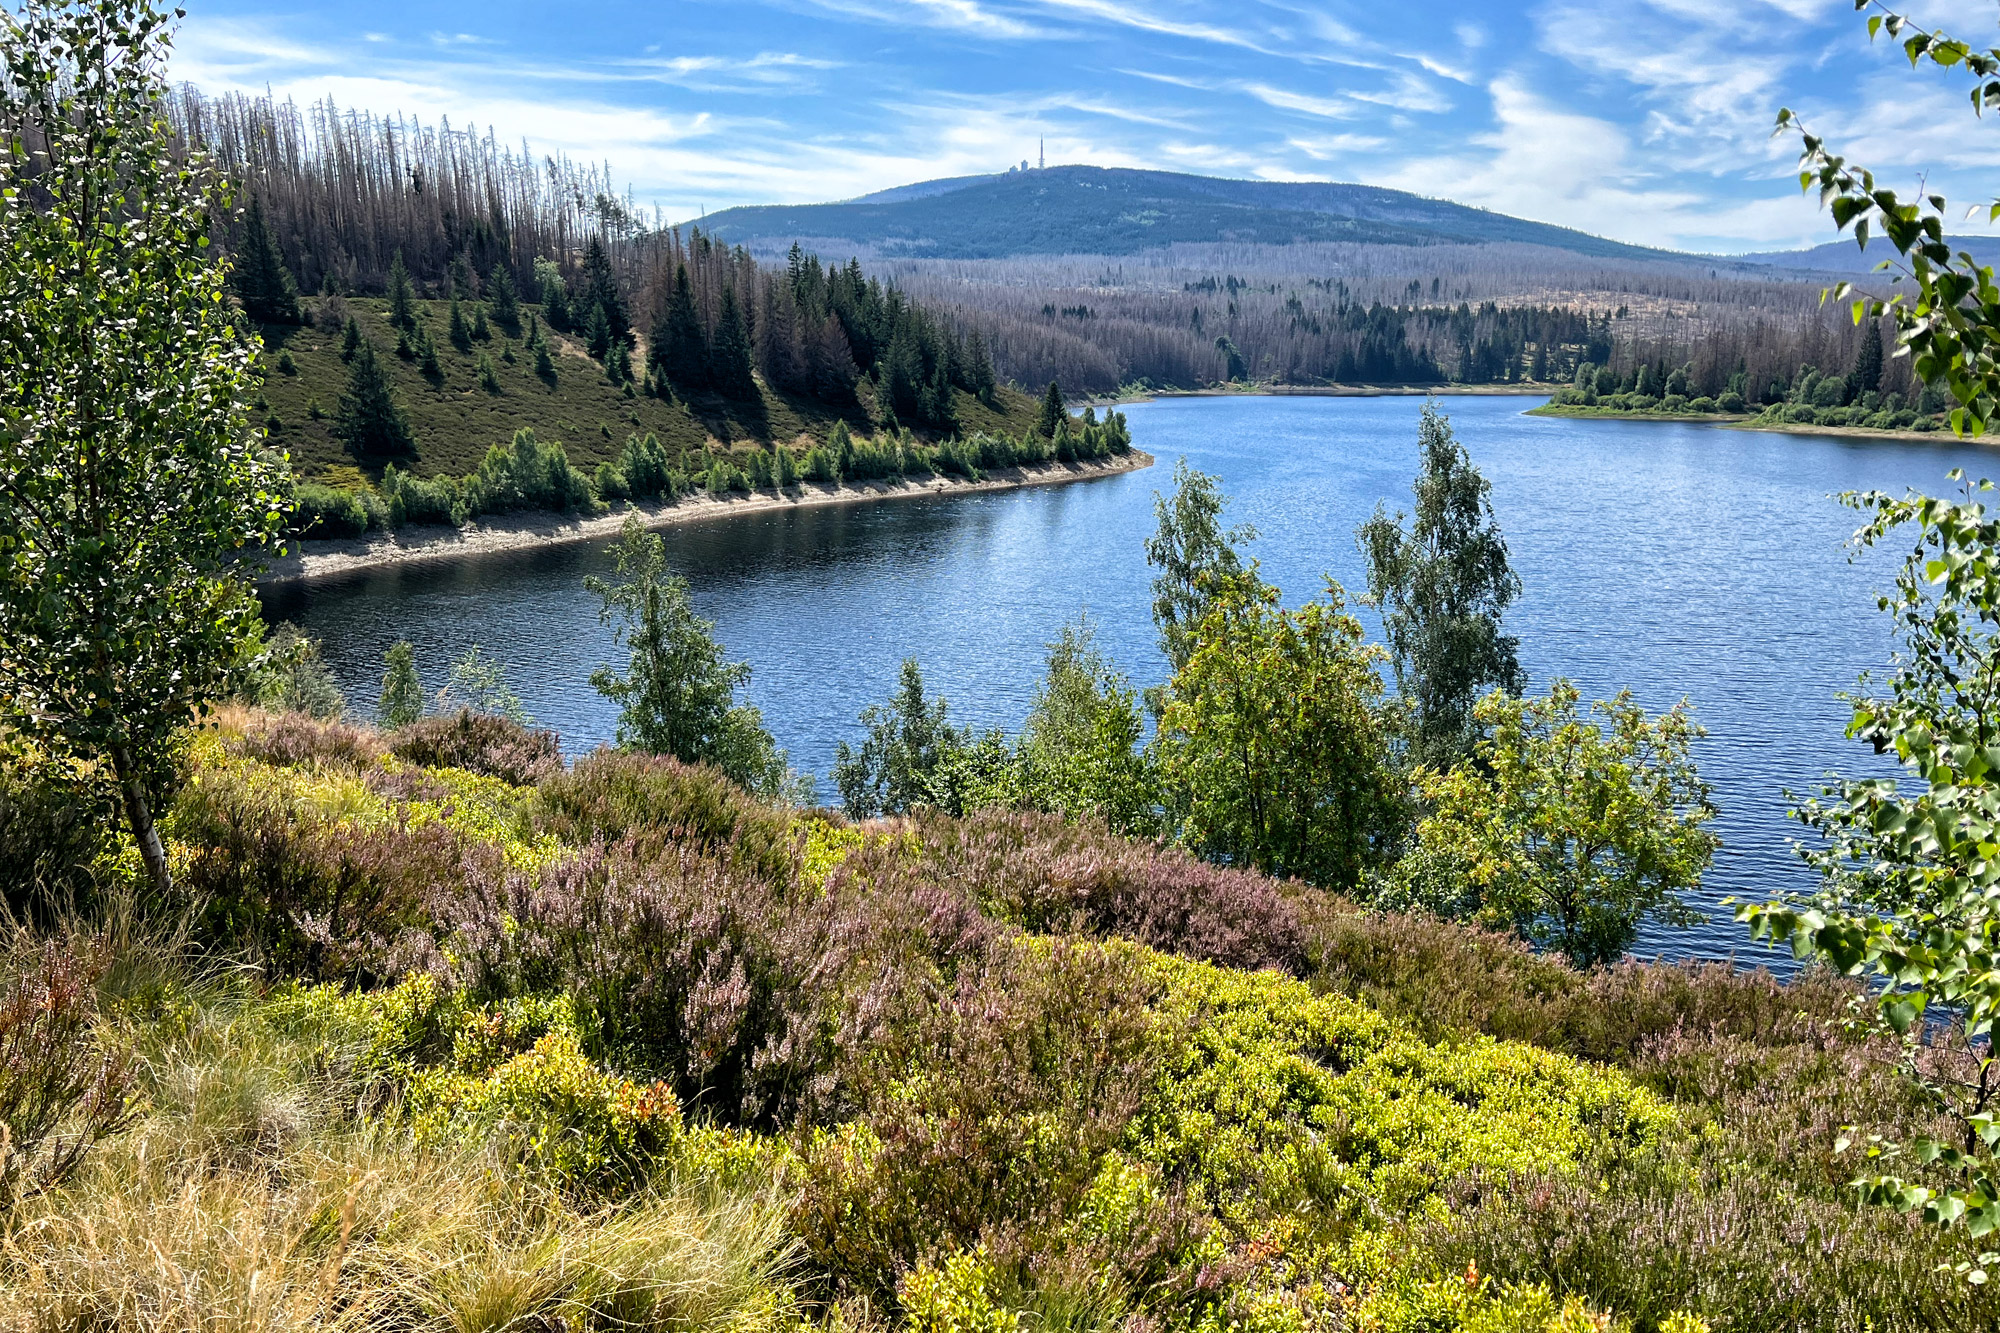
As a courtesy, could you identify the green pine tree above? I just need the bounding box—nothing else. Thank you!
[448,295,471,351]
[471,304,490,341]
[417,323,442,378]
[387,250,415,329]
[449,251,473,299]
[477,350,500,394]
[712,288,757,399]
[579,236,630,344]
[650,262,708,391]
[232,195,299,323]
[340,315,361,361]
[1035,379,1068,437]
[334,338,417,456]
[535,340,556,384]
[584,299,612,361]
[488,262,520,330]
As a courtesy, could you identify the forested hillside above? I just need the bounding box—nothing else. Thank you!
[175,86,1050,519]
[695,165,1680,261]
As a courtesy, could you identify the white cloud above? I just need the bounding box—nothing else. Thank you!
[796,0,1053,39]
[1240,82,1361,120]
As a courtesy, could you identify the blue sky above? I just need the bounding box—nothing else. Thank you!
[169,0,2000,254]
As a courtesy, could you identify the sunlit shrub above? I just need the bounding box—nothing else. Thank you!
[532,749,795,880]
[915,809,1303,973]
[390,708,563,787]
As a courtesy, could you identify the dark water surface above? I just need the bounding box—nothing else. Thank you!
[264,394,2000,963]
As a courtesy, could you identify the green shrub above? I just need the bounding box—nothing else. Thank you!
[290,481,371,539]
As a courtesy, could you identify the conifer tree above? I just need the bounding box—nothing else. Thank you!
[340,315,361,360]
[471,304,490,341]
[535,341,556,384]
[449,251,473,299]
[232,194,299,323]
[712,287,758,399]
[477,350,500,393]
[417,323,442,378]
[1850,321,1885,399]
[448,294,471,351]
[578,236,629,344]
[651,262,708,391]
[334,338,416,456]
[487,262,519,330]
[584,299,612,361]
[1036,379,1068,437]
[387,250,415,328]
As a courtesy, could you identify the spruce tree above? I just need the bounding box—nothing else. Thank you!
[471,304,490,341]
[535,341,557,384]
[334,338,417,456]
[449,251,473,299]
[488,262,520,330]
[448,295,471,351]
[1036,379,1068,437]
[340,315,361,361]
[651,263,708,391]
[417,323,442,378]
[387,250,415,328]
[584,299,612,361]
[712,287,758,399]
[1850,322,1885,398]
[232,195,299,323]
[578,236,630,344]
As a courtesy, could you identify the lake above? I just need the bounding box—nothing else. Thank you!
[263,393,2000,964]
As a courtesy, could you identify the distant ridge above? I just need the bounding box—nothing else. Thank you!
[685,165,1686,262]
[1732,235,2000,273]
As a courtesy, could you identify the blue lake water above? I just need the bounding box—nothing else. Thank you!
[263,394,2000,964]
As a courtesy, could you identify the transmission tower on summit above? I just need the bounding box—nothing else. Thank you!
[1039,138,1044,170]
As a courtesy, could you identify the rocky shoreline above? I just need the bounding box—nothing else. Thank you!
[257,451,1154,587]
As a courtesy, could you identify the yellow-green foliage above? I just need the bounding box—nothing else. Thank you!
[274,975,773,1197]
[177,721,559,870]
[899,1249,1027,1333]
[1134,952,1674,1232]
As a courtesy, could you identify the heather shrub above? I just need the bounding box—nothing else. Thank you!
[915,809,1304,973]
[1420,1160,2000,1332]
[171,762,490,981]
[228,709,386,771]
[793,936,1168,1305]
[533,749,796,881]
[438,833,993,1125]
[0,935,136,1205]
[390,707,563,786]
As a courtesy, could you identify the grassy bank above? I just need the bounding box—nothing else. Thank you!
[2,706,1990,1333]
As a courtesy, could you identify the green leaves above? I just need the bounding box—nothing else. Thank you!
[0,0,289,890]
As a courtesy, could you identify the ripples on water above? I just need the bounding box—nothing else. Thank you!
[263,394,2000,964]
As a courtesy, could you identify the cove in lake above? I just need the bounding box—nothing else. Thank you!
[263,393,2000,964]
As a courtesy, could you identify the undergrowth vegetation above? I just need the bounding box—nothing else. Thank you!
[2,706,1990,1332]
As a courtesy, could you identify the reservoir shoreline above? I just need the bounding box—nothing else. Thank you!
[259,451,1153,588]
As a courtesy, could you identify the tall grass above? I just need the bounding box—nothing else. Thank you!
[0,945,799,1333]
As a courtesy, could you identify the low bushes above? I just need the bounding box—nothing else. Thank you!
[531,749,797,881]
[913,809,1303,972]
[390,709,563,786]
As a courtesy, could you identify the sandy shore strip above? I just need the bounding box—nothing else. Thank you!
[258,451,1154,588]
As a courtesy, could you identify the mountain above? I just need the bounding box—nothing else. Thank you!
[687,165,1681,262]
[1736,235,2000,273]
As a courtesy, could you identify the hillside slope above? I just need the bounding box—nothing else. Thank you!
[259,298,1040,485]
[691,165,1679,261]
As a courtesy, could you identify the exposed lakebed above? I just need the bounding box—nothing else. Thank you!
[264,393,2000,963]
